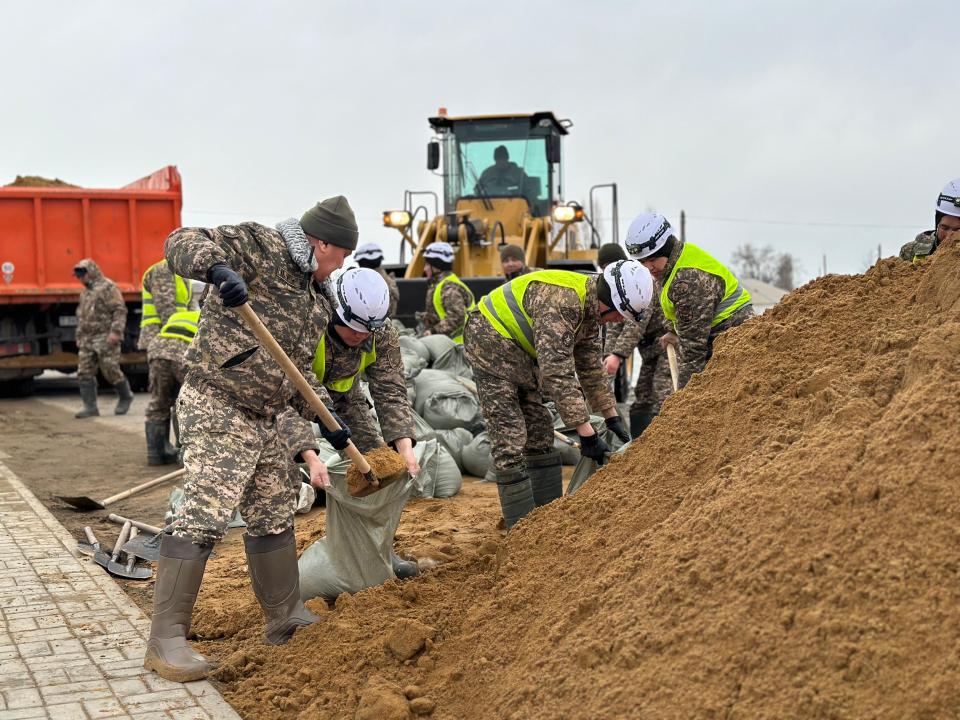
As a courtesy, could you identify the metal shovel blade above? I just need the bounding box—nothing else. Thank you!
[57,495,104,512]
[106,557,152,580]
[122,533,161,562]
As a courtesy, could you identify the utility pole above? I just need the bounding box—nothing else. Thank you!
[680,209,686,242]
[822,254,827,276]
[877,243,882,262]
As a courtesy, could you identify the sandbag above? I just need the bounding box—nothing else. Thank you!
[433,446,462,498]
[410,409,436,442]
[430,344,474,379]
[434,427,473,471]
[414,369,482,431]
[399,335,431,365]
[298,444,432,600]
[461,431,493,478]
[401,347,427,381]
[419,334,457,363]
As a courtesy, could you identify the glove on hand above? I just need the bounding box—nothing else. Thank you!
[317,409,352,451]
[605,416,630,444]
[207,264,248,308]
[578,432,610,465]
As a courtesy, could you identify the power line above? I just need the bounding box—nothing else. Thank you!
[595,214,917,231]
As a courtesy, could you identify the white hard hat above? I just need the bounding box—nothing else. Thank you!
[353,242,384,262]
[604,259,654,323]
[423,241,455,264]
[625,212,675,259]
[937,178,960,218]
[334,267,390,332]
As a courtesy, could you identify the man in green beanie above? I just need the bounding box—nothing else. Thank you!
[145,196,358,684]
[499,243,533,281]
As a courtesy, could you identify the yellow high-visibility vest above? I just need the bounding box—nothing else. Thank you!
[478,269,588,358]
[433,273,476,344]
[141,260,192,328]
[311,332,377,393]
[158,310,200,343]
[661,243,751,328]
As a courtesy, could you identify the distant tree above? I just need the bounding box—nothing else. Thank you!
[731,243,797,290]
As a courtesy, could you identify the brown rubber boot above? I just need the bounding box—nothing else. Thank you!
[244,529,321,645]
[143,534,212,682]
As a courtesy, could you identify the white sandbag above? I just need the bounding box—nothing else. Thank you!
[434,427,473,471]
[419,334,457,363]
[461,431,493,478]
[433,446,462,498]
[399,335,431,365]
[414,369,482,431]
[410,409,437,442]
[411,437,441,498]
[483,467,497,484]
[430,344,474,379]
[298,444,432,601]
[401,347,428,381]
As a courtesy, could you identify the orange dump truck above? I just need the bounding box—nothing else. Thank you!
[0,166,183,394]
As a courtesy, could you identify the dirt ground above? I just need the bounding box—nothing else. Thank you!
[0,381,510,685]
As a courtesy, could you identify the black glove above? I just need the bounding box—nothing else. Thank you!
[578,432,610,465]
[207,264,248,308]
[317,409,351,451]
[605,416,630,444]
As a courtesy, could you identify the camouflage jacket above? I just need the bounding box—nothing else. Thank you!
[280,322,415,455]
[377,267,400,317]
[424,271,472,338]
[164,221,332,419]
[662,240,754,387]
[75,259,127,348]
[899,230,938,262]
[138,260,177,351]
[471,277,615,426]
[148,334,190,365]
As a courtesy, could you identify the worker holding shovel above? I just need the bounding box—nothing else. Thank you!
[144,197,359,683]
[464,261,653,529]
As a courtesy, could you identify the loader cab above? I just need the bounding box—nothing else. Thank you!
[428,112,568,232]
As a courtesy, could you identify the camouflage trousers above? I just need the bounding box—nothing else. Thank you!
[145,358,185,422]
[76,338,125,385]
[465,316,554,472]
[632,341,673,413]
[172,379,300,547]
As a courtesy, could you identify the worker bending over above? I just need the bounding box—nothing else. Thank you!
[421,241,475,343]
[899,178,960,263]
[465,261,653,528]
[627,213,754,389]
[353,242,399,316]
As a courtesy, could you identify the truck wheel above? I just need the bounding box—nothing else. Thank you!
[0,378,35,398]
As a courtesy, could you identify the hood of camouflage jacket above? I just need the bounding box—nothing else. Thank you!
[74,258,104,287]
[275,218,319,273]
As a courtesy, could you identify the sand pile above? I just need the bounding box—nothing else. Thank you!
[196,239,960,720]
[5,175,78,188]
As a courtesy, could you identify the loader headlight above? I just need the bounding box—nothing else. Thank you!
[552,203,584,224]
[382,210,412,228]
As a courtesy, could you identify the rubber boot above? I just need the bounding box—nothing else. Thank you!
[244,529,322,645]
[391,551,420,580]
[114,377,134,415]
[145,420,179,466]
[526,449,563,508]
[495,466,535,530]
[74,380,100,419]
[629,405,655,439]
[143,534,212,683]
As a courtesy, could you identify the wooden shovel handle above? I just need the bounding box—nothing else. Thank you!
[100,468,186,507]
[107,514,163,535]
[666,343,680,393]
[84,526,98,546]
[234,302,372,475]
[111,522,132,562]
[554,431,580,449]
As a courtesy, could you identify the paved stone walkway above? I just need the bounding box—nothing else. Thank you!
[0,454,240,720]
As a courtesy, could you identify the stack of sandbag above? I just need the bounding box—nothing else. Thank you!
[419,334,473,379]
[413,369,483,432]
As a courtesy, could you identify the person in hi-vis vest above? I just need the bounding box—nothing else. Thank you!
[420,242,475,344]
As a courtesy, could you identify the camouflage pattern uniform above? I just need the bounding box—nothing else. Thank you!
[165,222,330,547]
[423,271,471,339]
[661,240,755,388]
[142,261,190,423]
[464,278,615,471]
[75,259,127,385]
[376,267,400,318]
[899,230,938,263]
[280,321,414,454]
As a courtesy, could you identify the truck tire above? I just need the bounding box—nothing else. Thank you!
[0,378,35,398]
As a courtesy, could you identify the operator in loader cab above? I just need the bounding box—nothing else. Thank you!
[476,145,526,196]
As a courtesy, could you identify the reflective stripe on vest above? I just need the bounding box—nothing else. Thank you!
[140,261,193,328]
[660,242,752,329]
[311,332,377,394]
[158,310,200,343]
[433,273,476,344]
[477,269,588,358]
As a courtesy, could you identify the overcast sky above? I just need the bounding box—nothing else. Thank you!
[3,1,955,284]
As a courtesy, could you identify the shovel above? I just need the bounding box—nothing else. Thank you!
[233,302,399,496]
[91,521,129,573]
[108,513,164,562]
[666,343,680,393]
[118,529,153,581]
[78,526,101,557]
[57,467,186,512]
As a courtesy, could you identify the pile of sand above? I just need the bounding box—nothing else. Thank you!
[5,175,78,188]
[195,239,960,720]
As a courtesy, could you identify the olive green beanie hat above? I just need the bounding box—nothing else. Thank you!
[499,244,526,263]
[597,242,627,268]
[300,195,359,250]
